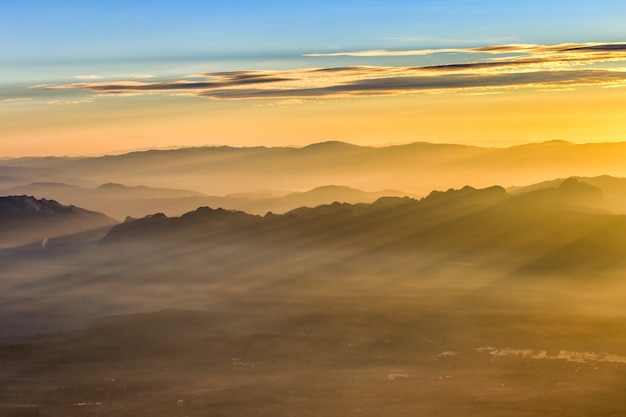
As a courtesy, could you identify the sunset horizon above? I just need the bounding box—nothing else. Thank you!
[3,1,626,157]
[3,2,626,416]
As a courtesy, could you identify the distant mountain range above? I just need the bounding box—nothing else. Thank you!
[5,143,626,416]
[100,178,623,280]
[3,140,626,196]
[0,182,415,219]
[2,178,625,343]
[3,177,625,278]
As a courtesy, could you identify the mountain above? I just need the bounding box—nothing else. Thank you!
[505,177,606,213]
[2,181,624,337]
[104,207,261,243]
[5,180,626,417]
[0,195,117,249]
[0,182,207,220]
[509,175,626,213]
[3,141,626,196]
[0,181,415,219]
[94,182,206,199]
[100,182,617,277]
[0,181,205,201]
[241,185,417,215]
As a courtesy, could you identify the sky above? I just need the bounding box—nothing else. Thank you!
[2,0,626,156]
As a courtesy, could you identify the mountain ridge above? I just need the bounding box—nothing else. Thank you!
[99,180,616,277]
[0,182,417,219]
[3,140,626,196]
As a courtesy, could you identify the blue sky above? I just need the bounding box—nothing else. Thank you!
[3,1,626,74]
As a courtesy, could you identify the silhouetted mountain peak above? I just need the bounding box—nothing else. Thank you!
[285,201,357,218]
[97,183,127,190]
[372,196,417,207]
[103,206,260,243]
[511,177,605,213]
[421,185,508,207]
[306,185,355,193]
[0,195,117,248]
[558,177,601,195]
[290,185,363,200]
[0,195,74,216]
[296,141,364,154]
[0,195,118,225]
[511,140,574,150]
[124,213,169,223]
[94,182,206,199]
[180,206,257,222]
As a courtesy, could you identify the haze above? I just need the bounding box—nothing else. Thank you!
[2,2,626,416]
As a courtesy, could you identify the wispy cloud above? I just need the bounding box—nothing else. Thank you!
[254,99,306,107]
[73,75,105,80]
[304,42,626,57]
[199,70,626,100]
[305,49,468,57]
[1,97,32,102]
[46,98,93,105]
[35,42,626,101]
[47,72,295,92]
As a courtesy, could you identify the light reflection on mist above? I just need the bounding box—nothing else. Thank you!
[2,191,626,343]
[3,193,626,416]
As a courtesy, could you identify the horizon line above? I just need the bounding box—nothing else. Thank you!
[5,138,626,159]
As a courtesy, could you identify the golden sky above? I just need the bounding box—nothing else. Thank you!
[2,81,625,156]
[2,0,626,156]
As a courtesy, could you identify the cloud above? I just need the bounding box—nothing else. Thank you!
[1,97,32,102]
[50,72,294,92]
[254,99,306,107]
[305,42,626,57]
[46,99,93,105]
[194,70,626,100]
[304,49,466,57]
[34,42,626,101]
[40,68,626,100]
[74,75,104,80]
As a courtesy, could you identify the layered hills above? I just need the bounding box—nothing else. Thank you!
[100,178,620,280]
[0,177,617,279]
[509,174,626,213]
[4,141,626,196]
[0,182,412,219]
[3,177,626,416]
[3,178,626,416]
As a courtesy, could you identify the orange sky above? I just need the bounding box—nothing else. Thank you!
[3,2,626,157]
[2,84,625,157]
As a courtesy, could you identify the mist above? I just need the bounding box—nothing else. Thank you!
[3,177,626,416]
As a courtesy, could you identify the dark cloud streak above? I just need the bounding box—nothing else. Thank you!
[85,77,292,92]
[562,44,626,52]
[197,70,626,100]
[40,41,626,101]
